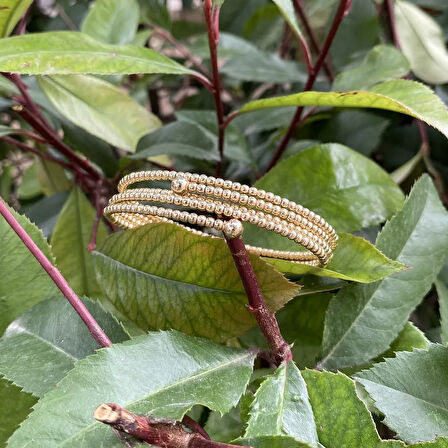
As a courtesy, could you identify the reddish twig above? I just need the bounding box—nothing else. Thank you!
[203,0,225,177]
[94,403,251,448]
[0,198,112,348]
[181,416,211,440]
[383,0,401,49]
[265,0,355,172]
[292,0,334,81]
[1,136,72,170]
[225,237,292,366]
[16,1,33,35]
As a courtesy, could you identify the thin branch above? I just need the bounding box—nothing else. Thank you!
[181,416,211,440]
[4,73,102,181]
[225,236,292,366]
[203,0,225,177]
[0,198,112,348]
[265,0,355,172]
[1,136,72,170]
[383,0,401,49]
[292,0,334,81]
[94,403,251,448]
[16,1,33,35]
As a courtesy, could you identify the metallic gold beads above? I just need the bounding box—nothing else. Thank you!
[104,170,338,266]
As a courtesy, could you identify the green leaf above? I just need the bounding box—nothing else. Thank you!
[51,188,108,297]
[93,222,299,342]
[272,0,305,43]
[35,157,71,196]
[81,0,140,45]
[133,121,219,162]
[236,80,448,140]
[221,51,307,83]
[319,175,448,370]
[38,75,160,152]
[266,233,405,283]
[395,0,448,85]
[137,0,171,29]
[0,207,57,335]
[8,331,256,448]
[176,109,253,165]
[0,0,32,38]
[245,361,318,446]
[17,162,41,200]
[0,31,194,76]
[0,378,36,447]
[436,277,448,345]
[243,144,404,246]
[302,370,401,448]
[381,322,429,358]
[0,124,15,136]
[0,296,129,397]
[236,435,313,448]
[333,45,410,91]
[356,344,448,443]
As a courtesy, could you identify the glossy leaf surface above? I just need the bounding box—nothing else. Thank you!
[333,45,410,91]
[93,222,299,342]
[267,233,405,283]
[51,188,108,297]
[395,0,448,84]
[237,80,448,139]
[0,31,194,75]
[245,361,318,446]
[0,207,57,335]
[8,331,256,448]
[38,75,160,152]
[356,345,448,443]
[320,176,448,370]
[0,296,129,397]
[81,0,140,45]
[244,144,404,246]
[0,0,32,37]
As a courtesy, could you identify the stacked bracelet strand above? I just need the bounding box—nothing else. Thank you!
[104,171,338,266]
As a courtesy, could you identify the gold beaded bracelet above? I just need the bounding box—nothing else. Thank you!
[104,170,338,266]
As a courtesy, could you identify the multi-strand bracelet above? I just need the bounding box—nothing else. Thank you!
[104,171,338,266]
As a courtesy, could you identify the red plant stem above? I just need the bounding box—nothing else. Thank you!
[1,136,72,170]
[0,197,112,348]
[203,0,225,177]
[292,0,334,81]
[4,73,102,181]
[225,237,292,366]
[94,403,251,448]
[383,0,401,49]
[181,416,211,440]
[266,0,355,172]
[16,1,33,35]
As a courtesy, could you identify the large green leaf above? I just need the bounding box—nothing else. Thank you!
[272,0,304,43]
[395,0,448,85]
[236,80,448,140]
[0,31,193,76]
[0,378,36,447]
[244,144,404,245]
[245,361,318,446]
[356,345,448,443]
[319,175,448,370]
[93,222,299,342]
[51,188,108,297]
[133,121,219,162]
[0,296,129,398]
[332,45,410,91]
[0,0,32,38]
[266,233,405,283]
[38,75,160,152]
[81,0,140,45]
[303,370,403,448]
[8,331,256,448]
[0,207,57,335]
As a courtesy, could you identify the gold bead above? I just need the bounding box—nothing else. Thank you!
[223,219,244,238]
